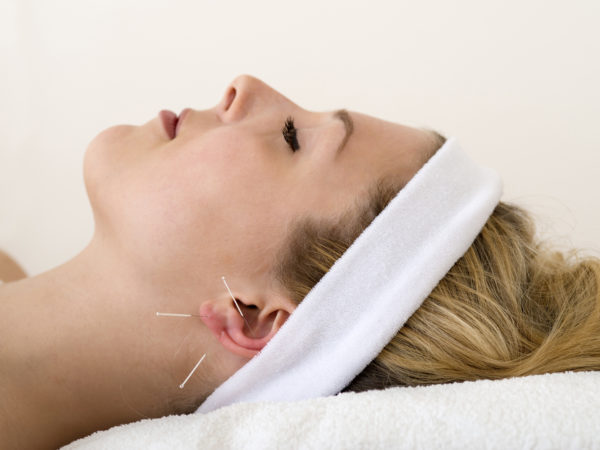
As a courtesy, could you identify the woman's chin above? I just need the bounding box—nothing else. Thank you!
[84,124,136,182]
[82,125,132,230]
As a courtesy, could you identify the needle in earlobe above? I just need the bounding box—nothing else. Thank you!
[221,276,255,338]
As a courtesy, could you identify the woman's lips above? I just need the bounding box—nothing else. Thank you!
[158,109,178,140]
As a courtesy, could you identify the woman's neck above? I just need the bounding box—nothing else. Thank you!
[0,236,213,448]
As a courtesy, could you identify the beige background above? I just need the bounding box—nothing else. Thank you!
[1,0,598,276]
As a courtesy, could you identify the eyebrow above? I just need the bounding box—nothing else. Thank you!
[333,109,354,157]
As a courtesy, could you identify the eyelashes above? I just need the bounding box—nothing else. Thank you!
[281,116,300,152]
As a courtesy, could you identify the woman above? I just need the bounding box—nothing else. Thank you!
[1,75,598,448]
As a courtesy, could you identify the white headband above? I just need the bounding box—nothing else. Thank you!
[197,137,503,413]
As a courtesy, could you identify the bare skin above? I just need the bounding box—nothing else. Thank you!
[0,251,27,283]
[0,75,438,448]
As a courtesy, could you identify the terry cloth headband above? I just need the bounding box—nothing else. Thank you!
[197,136,503,413]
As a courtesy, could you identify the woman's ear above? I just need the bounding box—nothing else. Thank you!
[199,292,296,359]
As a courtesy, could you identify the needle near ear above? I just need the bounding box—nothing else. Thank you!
[155,275,256,390]
[179,353,207,389]
[155,312,207,317]
[221,276,255,338]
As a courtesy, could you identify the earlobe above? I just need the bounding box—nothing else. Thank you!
[199,296,293,360]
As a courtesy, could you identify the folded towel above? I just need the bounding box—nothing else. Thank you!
[63,370,600,449]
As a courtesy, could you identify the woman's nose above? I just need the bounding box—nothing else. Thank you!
[218,74,283,123]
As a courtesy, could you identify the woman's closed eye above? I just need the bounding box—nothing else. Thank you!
[281,116,300,152]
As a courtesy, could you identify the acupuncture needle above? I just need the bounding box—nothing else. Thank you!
[155,312,207,318]
[221,276,255,338]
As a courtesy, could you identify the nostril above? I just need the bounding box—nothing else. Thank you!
[224,87,236,111]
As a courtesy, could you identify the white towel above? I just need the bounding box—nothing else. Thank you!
[197,137,503,413]
[63,370,600,449]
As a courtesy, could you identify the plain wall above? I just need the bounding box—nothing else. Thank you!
[1,0,599,276]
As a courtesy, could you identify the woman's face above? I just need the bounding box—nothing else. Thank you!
[83,74,435,298]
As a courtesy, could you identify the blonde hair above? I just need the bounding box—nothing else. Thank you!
[274,136,600,393]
